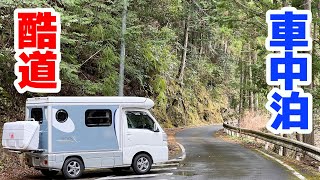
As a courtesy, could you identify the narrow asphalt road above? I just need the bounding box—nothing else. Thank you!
[171,125,297,180]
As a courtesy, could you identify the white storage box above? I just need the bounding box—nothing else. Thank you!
[2,121,40,150]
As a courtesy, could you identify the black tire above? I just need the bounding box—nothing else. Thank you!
[132,153,152,175]
[62,157,84,179]
[40,169,59,177]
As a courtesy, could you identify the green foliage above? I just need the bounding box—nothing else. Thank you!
[1,0,320,128]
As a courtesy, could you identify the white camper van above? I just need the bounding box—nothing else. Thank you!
[2,97,168,179]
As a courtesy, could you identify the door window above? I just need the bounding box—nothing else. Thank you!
[31,108,43,124]
[126,111,154,131]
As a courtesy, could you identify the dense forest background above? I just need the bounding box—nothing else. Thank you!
[1,0,320,143]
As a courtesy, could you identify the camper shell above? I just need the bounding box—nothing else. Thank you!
[2,96,168,178]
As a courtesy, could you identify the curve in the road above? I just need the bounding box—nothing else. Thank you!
[174,125,298,180]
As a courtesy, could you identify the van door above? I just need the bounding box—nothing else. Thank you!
[123,110,163,165]
[29,107,48,151]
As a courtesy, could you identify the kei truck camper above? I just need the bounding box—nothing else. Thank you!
[2,96,169,179]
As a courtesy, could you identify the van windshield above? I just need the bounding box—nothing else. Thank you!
[31,108,43,124]
[126,111,155,131]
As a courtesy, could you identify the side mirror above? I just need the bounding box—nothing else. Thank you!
[153,124,160,132]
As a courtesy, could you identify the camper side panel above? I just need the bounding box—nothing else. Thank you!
[49,105,120,168]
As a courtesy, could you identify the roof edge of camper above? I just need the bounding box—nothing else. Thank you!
[26,96,155,109]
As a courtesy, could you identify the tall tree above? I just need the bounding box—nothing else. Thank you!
[177,13,190,83]
[303,0,314,145]
[118,0,128,96]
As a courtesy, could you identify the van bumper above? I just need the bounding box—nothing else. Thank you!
[25,153,62,171]
[25,153,48,169]
[154,146,169,163]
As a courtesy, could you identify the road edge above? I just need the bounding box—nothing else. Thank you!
[167,142,186,163]
[216,128,310,179]
[256,149,306,180]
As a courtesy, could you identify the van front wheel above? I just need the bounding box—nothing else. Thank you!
[62,157,84,179]
[132,153,152,174]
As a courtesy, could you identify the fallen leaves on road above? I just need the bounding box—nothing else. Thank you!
[0,148,40,180]
[164,128,184,159]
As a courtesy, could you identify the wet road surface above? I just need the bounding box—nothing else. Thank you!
[169,125,297,180]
